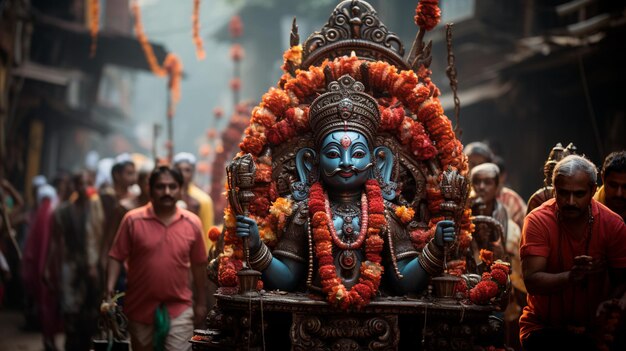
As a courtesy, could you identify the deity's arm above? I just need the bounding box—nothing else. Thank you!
[385,218,455,295]
[383,213,430,294]
[259,256,305,291]
[389,257,430,294]
[244,204,309,292]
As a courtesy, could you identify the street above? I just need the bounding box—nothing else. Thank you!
[0,308,65,351]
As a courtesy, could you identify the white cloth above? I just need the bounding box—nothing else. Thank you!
[95,157,115,189]
[173,152,197,166]
[36,184,58,206]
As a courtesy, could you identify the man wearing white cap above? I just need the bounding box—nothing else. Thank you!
[173,152,214,254]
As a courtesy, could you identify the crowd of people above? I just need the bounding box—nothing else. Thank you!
[0,152,215,351]
[0,143,625,351]
[464,142,626,351]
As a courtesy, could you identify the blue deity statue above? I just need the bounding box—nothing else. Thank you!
[235,75,455,301]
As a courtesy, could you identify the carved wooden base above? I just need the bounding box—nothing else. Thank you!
[191,292,505,351]
[291,313,399,351]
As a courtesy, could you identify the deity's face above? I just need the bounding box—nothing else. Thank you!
[319,131,373,191]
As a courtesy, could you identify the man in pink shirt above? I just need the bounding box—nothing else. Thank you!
[107,166,207,351]
[520,155,626,350]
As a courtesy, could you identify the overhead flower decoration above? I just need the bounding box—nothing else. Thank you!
[192,0,206,60]
[199,144,211,157]
[230,44,244,62]
[230,78,241,92]
[132,1,183,121]
[229,15,243,38]
[213,107,224,119]
[164,54,183,118]
[414,0,441,31]
[89,0,99,57]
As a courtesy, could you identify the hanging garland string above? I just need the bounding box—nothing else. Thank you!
[192,0,206,60]
[89,0,99,57]
[131,1,183,118]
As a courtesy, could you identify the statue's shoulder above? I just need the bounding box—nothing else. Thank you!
[289,198,309,226]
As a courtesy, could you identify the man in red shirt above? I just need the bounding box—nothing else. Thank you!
[520,155,626,350]
[107,166,207,351]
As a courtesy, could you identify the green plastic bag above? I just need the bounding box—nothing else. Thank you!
[153,304,170,351]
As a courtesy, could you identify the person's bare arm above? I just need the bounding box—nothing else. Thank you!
[191,262,208,327]
[523,254,596,295]
[106,257,123,298]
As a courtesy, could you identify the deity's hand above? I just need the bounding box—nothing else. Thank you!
[236,215,261,252]
[434,220,456,247]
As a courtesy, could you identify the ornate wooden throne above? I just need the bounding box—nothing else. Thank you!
[192,1,509,350]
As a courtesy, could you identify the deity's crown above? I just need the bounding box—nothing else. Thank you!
[309,74,380,148]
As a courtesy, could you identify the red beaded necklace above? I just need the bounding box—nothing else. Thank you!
[324,192,369,250]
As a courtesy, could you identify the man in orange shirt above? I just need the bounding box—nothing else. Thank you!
[107,166,207,351]
[520,155,626,350]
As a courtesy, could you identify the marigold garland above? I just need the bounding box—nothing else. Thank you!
[192,0,206,60]
[89,0,99,57]
[132,2,183,119]
[308,180,385,310]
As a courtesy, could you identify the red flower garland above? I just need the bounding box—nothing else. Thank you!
[308,180,385,309]
[414,0,441,31]
[468,260,511,305]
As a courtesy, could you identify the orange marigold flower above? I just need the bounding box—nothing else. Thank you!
[230,78,241,91]
[395,205,415,223]
[414,0,441,31]
[239,135,263,155]
[269,197,293,218]
[390,70,419,99]
[230,43,244,62]
[261,88,291,117]
[281,44,303,72]
[229,15,243,38]
[251,107,276,129]
[479,249,494,266]
[208,226,221,242]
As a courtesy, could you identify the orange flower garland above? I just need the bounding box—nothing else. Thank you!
[192,0,206,60]
[308,180,385,309]
[132,2,166,77]
[89,0,99,57]
[132,1,183,119]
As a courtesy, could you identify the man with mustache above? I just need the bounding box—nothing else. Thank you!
[520,155,626,350]
[595,151,626,222]
[106,166,207,351]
